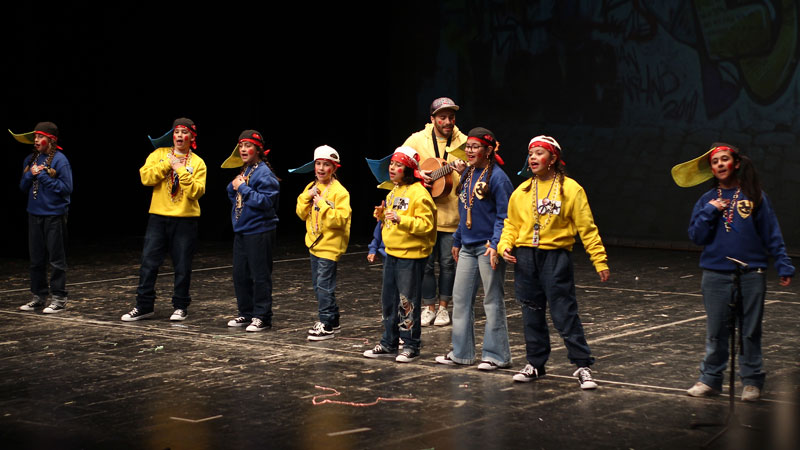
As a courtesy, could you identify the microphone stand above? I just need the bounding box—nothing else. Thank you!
[691,256,758,447]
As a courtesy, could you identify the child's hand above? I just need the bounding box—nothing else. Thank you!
[385,209,399,224]
[779,276,792,286]
[232,175,244,190]
[501,248,516,264]
[373,201,385,220]
[598,269,610,282]
[169,154,186,171]
[307,186,319,199]
[367,253,376,263]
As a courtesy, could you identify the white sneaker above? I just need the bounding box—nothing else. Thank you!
[421,308,436,327]
[434,306,450,326]
[435,355,456,365]
[687,381,719,397]
[741,385,761,402]
[513,364,545,382]
[169,309,188,321]
[573,367,598,390]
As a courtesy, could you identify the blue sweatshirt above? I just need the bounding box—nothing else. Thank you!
[368,221,387,258]
[452,165,513,250]
[19,151,73,216]
[227,163,280,234]
[688,187,794,277]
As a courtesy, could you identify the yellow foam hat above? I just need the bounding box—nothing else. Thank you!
[670,148,714,187]
[8,129,36,144]
[221,144,244,169]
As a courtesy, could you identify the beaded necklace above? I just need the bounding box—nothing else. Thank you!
[234,163,259,221]
[167,149,192,203]
[530,174,560,246]
[717,187,740,232]
[312,180,334,236]
[29,150,56,200]
[459,165,489,229]
[385,183,409,229]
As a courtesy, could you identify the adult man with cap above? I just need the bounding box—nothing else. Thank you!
[121,118,207,322]
[402,97,468,326]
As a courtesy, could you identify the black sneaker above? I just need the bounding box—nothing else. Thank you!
[121,307,154,322]
[573,367,598,390]
[363,344,396,359]
[246,318,271,332]
[169,309,188,321]
[513,364,546,382]
[227,316,249,327]
[19,298,45,311]
[395,349,419,363]
[307,322,335,341]
[43,303,66,314]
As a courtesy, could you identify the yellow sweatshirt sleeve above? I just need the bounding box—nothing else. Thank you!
[498,186,526,256]
[179,156,206,201]
[570,186,609,273]
[318,185,351,230]
[296,181,315,220]
[139,148,171,186]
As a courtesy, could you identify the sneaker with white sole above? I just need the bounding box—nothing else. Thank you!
[169,309,188,321]
[307,321,335,341]
[246,317,270,332]
[574,367,598,390]
[396,349,419,363]
[687,381,719,397]
[43,303,66,314]
[435,355,457,365]
[741,385,761,402]
[363,344,397,359]
[121,307,154,322]
[433,306,450,326]
[19,298,46,311]
[477,361,503,371]
[513,364,545,382]
[421,308,436,327]
[227,316,249,327]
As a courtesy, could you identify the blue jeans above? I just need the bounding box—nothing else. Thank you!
[310,254,339,326]
[136,214,198,311]
[380,255,426,353]
[28,214,68,300]
[513,247,594,369]
[422,231,455,306]
[698,269,767,390]
[233,230,275,323]
[448,243,511,366]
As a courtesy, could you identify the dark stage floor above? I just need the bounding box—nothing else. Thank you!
[0,238,798,450]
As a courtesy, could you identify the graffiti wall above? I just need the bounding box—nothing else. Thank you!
[418,0,800,250]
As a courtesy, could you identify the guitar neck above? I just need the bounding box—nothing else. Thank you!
[430,162,455,181]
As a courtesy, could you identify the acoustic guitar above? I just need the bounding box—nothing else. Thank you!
[420,158,458,199]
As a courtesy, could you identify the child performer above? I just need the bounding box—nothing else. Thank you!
[434,127,514,370]
[223,130,280,332]
[498,135,609,390]
[121,118,207,322]
[11,122,73,313]
[293,146,351,341]
[363,146,437,362]
[672,143,793,402]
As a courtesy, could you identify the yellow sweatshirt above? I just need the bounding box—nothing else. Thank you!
[498,176,608,273]
[402,123,467,232]
[139,147,207,217]
[296,179,352,261]
[377,181,437,259]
